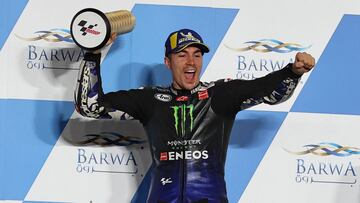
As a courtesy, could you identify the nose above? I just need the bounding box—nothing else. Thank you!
[186,55,195,66]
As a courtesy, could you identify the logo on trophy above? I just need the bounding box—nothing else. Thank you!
[70,8,135,51]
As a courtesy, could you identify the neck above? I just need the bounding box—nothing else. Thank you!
[171,82,200,91]
[170,82,202,95]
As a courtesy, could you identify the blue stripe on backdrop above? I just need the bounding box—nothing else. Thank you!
[110,4,238,202]
[101,4,238,92]
[226,110,288,202]
[291,14,360,115]
[130,163,154,203]
[0,0,29,50]
[0,99,74,200]
[0,99,4,200]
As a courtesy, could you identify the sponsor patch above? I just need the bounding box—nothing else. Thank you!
[198,90,209,100]
[154,93,172,102]
[176,96,189,101]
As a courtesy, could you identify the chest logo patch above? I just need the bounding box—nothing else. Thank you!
[154,93,172,102]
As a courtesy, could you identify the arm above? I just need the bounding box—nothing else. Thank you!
[212,52,315,116]
[74,52,133,120]
[243,63,300,108]
[260,52,315,106]
[212,64,300,115]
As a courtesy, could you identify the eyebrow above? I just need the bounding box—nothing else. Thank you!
[178,49,202,54]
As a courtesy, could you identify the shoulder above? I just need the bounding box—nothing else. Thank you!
[211,78,241,87]
[214,78,235,84]
[151,86,172,93]
[129,85,170,93]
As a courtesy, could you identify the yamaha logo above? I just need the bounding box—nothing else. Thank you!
[154,94,172,102]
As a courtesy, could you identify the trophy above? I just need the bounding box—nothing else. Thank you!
[70,8,135,51]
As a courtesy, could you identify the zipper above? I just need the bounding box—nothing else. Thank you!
[178,100,193,202]
[180,155,185,202]
[180,105,185,203]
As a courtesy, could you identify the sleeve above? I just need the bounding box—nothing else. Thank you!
[74,52,151,122]
[211,63,301,117]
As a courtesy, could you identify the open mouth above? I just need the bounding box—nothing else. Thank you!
[184,69,196,80]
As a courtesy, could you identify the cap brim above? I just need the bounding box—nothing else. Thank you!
[175,42,210,54]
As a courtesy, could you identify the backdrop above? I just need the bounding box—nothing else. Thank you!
[1,0,360,202]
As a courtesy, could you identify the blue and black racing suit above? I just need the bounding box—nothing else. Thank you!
[74,53,301,203]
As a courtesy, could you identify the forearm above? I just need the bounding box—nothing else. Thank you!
[74,52,106,118]
[74,53,132,120]
[262,63,300,105]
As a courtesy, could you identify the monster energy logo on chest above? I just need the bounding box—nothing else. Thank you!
[171,104,194,137]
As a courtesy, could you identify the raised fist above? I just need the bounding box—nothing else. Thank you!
[292,52,315,75]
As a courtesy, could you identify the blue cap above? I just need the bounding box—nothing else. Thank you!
[165,28,210,56]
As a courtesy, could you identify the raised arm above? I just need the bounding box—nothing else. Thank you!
[74,52,132,120]
[212,52,315,115]
[262,52,316,106]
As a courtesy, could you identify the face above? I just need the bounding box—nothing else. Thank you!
[164,46,203,90]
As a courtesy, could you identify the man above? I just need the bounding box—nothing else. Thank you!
[74,28,315,203]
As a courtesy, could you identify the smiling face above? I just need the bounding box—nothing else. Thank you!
[164,46,203,90]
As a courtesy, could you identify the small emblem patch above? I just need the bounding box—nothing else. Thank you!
[155,93,172,102]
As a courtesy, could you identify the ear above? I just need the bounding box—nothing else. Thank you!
[164,56,171,69]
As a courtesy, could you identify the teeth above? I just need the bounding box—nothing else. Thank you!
[185,69,195,73]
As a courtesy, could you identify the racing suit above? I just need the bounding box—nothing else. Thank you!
[74,52,301,203]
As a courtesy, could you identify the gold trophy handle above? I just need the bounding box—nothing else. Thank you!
[105,10,136,35]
